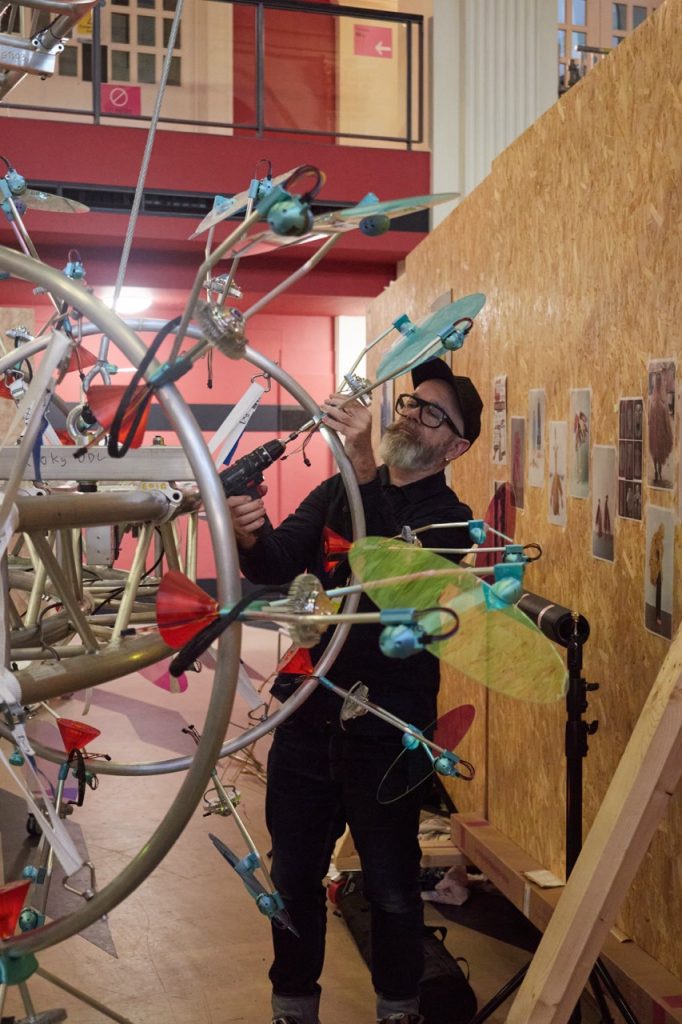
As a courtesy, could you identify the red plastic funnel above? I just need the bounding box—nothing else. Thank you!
[87,385,151,449]
[0,879,31,939]
[475,482,516,571]
[156,570,218,648]
[56,717,101,753]
[65,347,97,373]
[434,704,476,751]
[277,646,314,676]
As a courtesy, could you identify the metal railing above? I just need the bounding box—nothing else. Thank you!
[0,0,424,149]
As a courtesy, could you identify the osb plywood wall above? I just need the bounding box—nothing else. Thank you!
[366,0,682,977]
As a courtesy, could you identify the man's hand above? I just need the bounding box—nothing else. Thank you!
[227,484,268,552]
[320,393,377,484]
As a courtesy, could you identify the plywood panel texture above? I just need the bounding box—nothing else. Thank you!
[365,0,682,978]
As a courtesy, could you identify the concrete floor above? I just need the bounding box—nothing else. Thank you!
[0,627,600,1024]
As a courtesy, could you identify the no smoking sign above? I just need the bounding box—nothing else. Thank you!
[101,84,141,116]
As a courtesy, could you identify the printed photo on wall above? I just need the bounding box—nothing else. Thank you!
[647,359,676,491]
[569,389,591,499]
[510,417,526,510]
[528,390,546,488]
[644,505,674,640]
[591,445,617,562]
[492,375,508,465]
[618,396,644,520]
[548,422,567,527]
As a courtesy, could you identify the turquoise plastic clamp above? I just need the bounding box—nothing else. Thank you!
[255,890,285,917]
[379,623,427,659]
[502,544,526,563]
[440,323,469,351]
[434,751,460,777]
[379,608,417,624]
[22,865,47,884]
[0,953,39,986]
[19,906,45,931]
[468,519,487,544]
[401,726,423,751]
[63,259,85,280]
[392,314,414,335]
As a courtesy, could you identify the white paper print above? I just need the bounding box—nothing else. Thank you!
[491,375,507,465]
[644,505,674,639]
[647,359,675,491]
[569,389,591,500]
[548,422,567,527]
[510,417,525,510]
[618,396,643,521]
[592,446,617,562]
[528,390,546,488]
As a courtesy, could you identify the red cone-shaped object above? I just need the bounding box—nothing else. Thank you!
[87,385,151,449]
[475,482,517,571]
[65,347,98,374]
[57,717,101,753]
[323,527,351,572]
[156,570,219,648]
[434,704,475,751]
[0,879,31,939]
[277,646,314,676]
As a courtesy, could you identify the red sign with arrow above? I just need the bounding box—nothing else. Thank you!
[353,24,393,58]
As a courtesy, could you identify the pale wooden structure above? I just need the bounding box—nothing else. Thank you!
[365,0,682,998]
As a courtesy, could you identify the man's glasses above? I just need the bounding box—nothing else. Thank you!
[394,393,462,437]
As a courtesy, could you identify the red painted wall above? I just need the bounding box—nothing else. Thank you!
[233,2,338,141]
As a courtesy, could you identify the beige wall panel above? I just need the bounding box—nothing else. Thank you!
[366,0,682,977]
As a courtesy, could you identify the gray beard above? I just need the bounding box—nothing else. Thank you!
[379,422,442,472]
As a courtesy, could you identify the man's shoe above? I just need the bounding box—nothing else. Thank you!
[377,1015,425,1024]
[272,1018,299,1024]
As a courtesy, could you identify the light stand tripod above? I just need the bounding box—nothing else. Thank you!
[467,594,640,1024]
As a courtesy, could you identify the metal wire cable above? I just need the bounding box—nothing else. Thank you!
[101,0,185,364]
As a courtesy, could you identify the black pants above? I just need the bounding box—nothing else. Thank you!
[266,722,426,1002]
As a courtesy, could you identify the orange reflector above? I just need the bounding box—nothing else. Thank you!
[0,879,31,939]
[56,718,101,753]
[156,570,219,648]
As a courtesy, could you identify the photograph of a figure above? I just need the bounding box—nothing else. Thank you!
[647,359,675,491]
[528,389,545,488]
[569,388,590,499]
[548,421,567,527]
[592,445,616,562]
[492,374,507,465]
[644,505,674,639]
[618,396,644,521]
[510,417,526,510]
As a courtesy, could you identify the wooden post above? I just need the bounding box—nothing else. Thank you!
[506,626,682,1024]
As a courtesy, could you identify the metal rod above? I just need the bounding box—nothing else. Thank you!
[29,532,99,653]
[111,522,155,641]
[15,491,171,532]
[242,233,342,321]
[36,968,136,1024]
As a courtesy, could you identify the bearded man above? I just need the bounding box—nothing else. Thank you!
[228,357,482,1024]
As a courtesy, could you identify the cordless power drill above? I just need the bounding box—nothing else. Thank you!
[219,438,286,500]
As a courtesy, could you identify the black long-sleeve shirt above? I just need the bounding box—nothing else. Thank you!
[240,465,472,735]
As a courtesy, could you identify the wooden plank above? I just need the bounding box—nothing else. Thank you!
[333,825,464,872]
[505,624,682,1024]
[453,813,682,1022]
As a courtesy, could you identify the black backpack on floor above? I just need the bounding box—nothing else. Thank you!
[336,881,478,1024]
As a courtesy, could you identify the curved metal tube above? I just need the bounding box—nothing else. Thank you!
[0,246,241,956]
[0,304,365,775]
